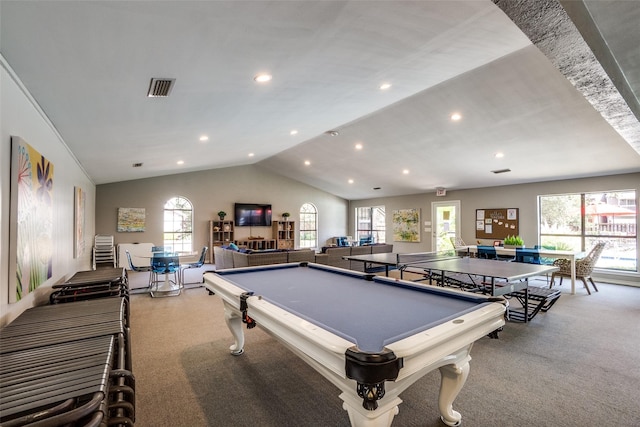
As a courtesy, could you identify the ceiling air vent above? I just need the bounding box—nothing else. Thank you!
[132,162,143,168]
[491,168,511,174]
[147,78,175,97]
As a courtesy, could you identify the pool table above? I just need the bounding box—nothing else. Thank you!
[203,262,506,427]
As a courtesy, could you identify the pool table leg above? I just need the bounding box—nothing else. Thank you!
[341,394,401,427]
[438,359,470,427]
[223,302,245,355]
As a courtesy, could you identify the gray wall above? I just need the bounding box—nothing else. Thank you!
[96,165,348,260]
[350,173,640,284]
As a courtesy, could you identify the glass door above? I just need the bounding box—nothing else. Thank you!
[431,201,461,252]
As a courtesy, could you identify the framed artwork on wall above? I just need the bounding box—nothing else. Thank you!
[392,208,421,242]
[74,186,86,258]
[117,207,145,232]
[10,136,54,302]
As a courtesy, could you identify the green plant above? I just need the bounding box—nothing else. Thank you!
[282,212,290,218]
[504,235,524,246]
[217,210,227,219]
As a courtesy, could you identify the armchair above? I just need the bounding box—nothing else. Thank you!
[450,237,468,256]
[359,235,374,246]
[550,242,606,295]
[335,236,349,247]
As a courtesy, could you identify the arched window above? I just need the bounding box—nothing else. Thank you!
[164,196,193,252]
[299,203,317,249]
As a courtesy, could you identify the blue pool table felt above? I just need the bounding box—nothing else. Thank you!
[218,264,490,352]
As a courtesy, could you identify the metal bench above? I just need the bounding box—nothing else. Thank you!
[507,286,562,322]
[0,297,134,426]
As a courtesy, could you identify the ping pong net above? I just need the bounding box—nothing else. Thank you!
[397,250,481,290]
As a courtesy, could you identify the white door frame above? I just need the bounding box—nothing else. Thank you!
[431,200,461,252]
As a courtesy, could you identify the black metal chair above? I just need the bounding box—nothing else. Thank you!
[180,246,208,287]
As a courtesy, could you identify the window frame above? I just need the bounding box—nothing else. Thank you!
[355,206,386,244]
[539,190,637,272]
[299,203,317,249]
[163,196,194,253]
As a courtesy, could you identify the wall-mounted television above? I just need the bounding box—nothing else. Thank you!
[234,203,272,227]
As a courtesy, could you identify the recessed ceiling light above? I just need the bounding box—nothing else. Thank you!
[304,160,311,166]
[403,169,410,175]
[380,83,391,90]
[254,74,272,83]
[199,135,209,142]
[495,152,504,158]
[325,130,339,137]
[290,130,298,135]
[348,179,354,184]
[177,160,184,165]
[451,112,462,121]
[248,153,255,157]
[355,143,363,150]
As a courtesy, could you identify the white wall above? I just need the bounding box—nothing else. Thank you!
[1,56,96,326]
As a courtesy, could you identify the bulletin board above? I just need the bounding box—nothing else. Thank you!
[475,208,519,240]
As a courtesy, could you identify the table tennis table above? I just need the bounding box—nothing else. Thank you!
[345,251,461,278]
[346,251,560,322]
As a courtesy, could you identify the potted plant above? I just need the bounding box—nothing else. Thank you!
[217,211,227,221]
[504,235,524,249]
[282,212,290,221]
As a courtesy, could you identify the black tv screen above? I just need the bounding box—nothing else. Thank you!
[234,203,272,227]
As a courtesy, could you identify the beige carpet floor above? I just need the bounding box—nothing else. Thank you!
[128,266,640,426]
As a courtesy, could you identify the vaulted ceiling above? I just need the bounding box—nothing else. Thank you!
[1,0,639,200]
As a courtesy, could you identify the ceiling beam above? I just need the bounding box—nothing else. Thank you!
[493,0,640,155]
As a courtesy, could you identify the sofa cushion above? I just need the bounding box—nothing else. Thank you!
[287,249,316,263]
[325,246,351,269]
[247,252,288,267]
[371,244,393,254]
[213,246,226,269]
[349,246,373,271]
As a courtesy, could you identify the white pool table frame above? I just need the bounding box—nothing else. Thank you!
[204,265,506,427]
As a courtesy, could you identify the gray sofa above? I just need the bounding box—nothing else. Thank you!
[314,244,393,270]
[213,246,315,269]
[213,244,393,271]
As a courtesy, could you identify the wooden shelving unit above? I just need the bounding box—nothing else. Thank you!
[235,239,276,251]
[209,220,234,261]
[273,220,295,249]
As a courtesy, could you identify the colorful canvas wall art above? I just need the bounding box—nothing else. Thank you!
[117,208,146,232]
[74,186,86,258]
[392,208,420,242]
[10,136,54,302]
